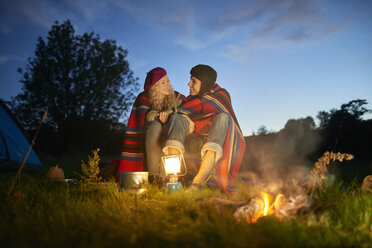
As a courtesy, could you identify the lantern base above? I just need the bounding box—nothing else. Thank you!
[166,182,182,193]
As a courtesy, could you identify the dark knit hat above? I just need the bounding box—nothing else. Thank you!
[190,64,217,96]
[144,67,167,91]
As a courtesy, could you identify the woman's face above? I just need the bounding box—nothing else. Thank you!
[188,76,201,96]
[156,75,171,96]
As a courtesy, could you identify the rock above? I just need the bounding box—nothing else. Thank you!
[46,165,65,180]
[361,175,372,193]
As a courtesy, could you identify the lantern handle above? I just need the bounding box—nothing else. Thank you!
[179,154,188,177]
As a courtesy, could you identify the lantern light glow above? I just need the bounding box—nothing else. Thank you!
[163,156,181,175]
[161,154,183,190]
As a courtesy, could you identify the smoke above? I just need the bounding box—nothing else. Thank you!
[241,116,321,185]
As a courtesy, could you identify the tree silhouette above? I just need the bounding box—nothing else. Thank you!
[12,20,139,155]
[317,99,372,159]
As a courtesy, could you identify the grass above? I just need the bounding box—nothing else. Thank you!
[1,170,371,248]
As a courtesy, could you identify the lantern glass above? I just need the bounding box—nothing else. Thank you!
[162,154,181,175]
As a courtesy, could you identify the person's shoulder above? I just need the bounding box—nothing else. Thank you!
[134,91,151,106]
[136,91,148,98]
[209,84,232,105]
[212,84,230,96]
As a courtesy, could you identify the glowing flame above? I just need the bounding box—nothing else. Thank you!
[262,192,272,216]
[249,192,282,223]
[234,190,309,224]
[273,193,285,210]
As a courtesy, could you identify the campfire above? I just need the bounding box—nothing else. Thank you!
[233,151,353,223]
[234,191,309,223]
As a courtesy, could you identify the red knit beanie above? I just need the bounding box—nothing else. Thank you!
[144,67,167,91]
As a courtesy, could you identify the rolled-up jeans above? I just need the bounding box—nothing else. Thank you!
[145,113,189,177]
[163,112,230,163]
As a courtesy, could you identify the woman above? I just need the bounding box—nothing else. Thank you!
[115,67,184,183]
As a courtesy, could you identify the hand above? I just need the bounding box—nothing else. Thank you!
[158,109,173,124]
[183,114,195,134]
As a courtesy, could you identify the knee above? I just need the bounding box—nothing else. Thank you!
[215,112,230,124]
[169,113,188,129]
[168,112,181,122]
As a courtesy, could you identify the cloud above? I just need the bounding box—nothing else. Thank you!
[198,0,283,34]
[0,0,348,58]
[111,0,191,33]
[0,0,108,32]
[107,0,346,56]
[0,0,66,30]
[219,0,346,59]
[0,55,25,64]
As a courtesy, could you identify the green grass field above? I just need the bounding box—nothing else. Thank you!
[1,167,371,248]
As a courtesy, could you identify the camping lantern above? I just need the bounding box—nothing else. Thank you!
[161,154,182,192]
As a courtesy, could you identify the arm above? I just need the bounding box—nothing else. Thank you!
[146,110,159,122]
[146,109,174,124]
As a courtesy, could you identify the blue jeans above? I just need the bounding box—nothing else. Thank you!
[163,112,230,162]
[145,119,164,177]
[145,113,189,177]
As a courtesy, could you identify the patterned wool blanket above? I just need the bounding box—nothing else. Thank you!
[116,91,184,179]
[178,83,246,192]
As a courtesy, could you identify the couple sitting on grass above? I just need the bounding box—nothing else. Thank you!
[116,65,245,192]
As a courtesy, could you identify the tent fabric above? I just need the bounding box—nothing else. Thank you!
[0,100,42,168]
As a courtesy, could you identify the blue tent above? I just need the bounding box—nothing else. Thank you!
[0,100,42,170]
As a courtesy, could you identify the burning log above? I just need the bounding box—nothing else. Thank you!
[233,192,311,223]
[212,197,248,213]
[273,194,310,218]
[234,198,264,223]
[232,151,355,224]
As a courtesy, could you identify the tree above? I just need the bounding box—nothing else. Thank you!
[317,99,371,130]
[256,125,269,135]
[316,99,372,160]
[340,99,371,120]
[284,116,316,132]
[12,20,139,155]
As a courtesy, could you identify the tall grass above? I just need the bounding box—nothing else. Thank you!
[0,173,371,248]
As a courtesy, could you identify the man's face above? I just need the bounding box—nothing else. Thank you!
[188,76,201,96]
[156,75,171,95]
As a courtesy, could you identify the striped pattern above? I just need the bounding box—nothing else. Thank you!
[116,91,184,179]
[179,84,246,192]
[116,92,150,179]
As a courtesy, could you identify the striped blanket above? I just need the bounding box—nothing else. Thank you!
[116,91,184,180]
[178,83,246,192]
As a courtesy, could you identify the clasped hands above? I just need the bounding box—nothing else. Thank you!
[157,109,173,124]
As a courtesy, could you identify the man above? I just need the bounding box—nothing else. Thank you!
[163,64,246,192]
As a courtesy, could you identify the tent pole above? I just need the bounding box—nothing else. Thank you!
[7,108,48,197]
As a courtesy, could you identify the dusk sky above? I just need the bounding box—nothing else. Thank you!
[1,0,371,136]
